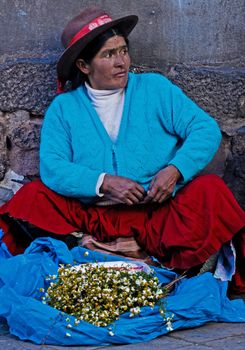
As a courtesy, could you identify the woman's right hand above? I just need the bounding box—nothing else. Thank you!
[100,174,145,205]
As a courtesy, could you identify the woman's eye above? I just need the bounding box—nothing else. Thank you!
[104,52,113,58]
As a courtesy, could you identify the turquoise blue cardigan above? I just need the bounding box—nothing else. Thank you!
[40,73,221,203]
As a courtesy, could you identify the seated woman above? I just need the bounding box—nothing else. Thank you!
[0,7,244,294]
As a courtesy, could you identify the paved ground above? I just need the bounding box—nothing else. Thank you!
[1,320,245,350]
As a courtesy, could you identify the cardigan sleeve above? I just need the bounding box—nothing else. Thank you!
[158,76,222,182]
[40,98,101,201]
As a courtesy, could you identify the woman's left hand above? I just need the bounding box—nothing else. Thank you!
[142,165,181,204]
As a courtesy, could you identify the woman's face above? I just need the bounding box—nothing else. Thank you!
[76,35,130,90]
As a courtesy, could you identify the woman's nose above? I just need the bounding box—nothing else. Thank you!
[114,53,125,66]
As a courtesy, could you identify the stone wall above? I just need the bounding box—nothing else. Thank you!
[0,0,244,207]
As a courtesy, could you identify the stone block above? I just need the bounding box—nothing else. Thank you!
[1,0,245,67]
[7,121,41,176]
[232,131,245,157]
[238,94,245,117]
[168,66,245,136]
[169,322,245,343]
[0,62,57,114]
[223,132,245,208]
[0,163,6,181]
[0,121,7,181]
[97,336,191,350]
[5,110,30,123]
[8,121,41,150]
[204,335,245,350]
[9,148,40,176]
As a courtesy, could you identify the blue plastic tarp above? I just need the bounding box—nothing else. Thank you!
[0,232,244,346]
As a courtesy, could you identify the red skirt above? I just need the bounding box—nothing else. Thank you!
[0,174,244,293]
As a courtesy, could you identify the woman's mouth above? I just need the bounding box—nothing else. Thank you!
[114,71,127,78]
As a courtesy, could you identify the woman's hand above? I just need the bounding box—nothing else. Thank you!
[100,174,145,205]
[143,165,181,204]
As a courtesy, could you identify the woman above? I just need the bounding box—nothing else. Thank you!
[0,7,244,293]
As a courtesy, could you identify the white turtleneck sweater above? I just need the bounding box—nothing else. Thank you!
[85,82,125,142]
[85,82,125,196]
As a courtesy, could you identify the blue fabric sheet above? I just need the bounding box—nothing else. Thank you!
[0,232,244,346]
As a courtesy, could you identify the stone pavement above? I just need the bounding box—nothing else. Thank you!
[0,321,244,350]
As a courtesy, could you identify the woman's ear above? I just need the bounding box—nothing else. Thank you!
[76,59,90,74]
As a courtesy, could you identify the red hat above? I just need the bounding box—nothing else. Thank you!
[57,6,138,91]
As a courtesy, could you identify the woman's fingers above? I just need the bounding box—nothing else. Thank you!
[132,186,145,199]
[101,174,145,204]
[144,165,180,203]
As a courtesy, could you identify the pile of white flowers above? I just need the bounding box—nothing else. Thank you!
[42,261,170,328]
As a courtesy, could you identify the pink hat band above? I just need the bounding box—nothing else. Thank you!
[68,14,113,48]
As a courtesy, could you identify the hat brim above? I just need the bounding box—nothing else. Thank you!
[57,15,138,81]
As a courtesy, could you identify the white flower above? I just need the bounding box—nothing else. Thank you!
[108,331,115,336]
[65,332,71,337]
[129,306,141,317]
[166,320,174,332]
[84,251,89,257]
[165,314,174,332]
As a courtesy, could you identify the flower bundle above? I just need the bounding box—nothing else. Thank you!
[42,261,169,327]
